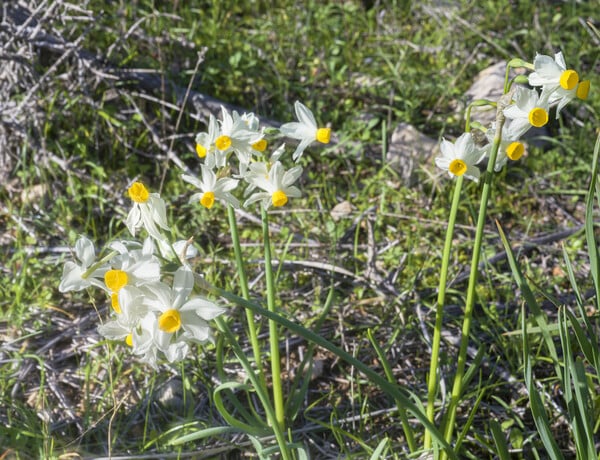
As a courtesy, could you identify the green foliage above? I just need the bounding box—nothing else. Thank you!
[2,0,600,458]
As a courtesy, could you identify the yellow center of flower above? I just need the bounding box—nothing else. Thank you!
[528,108,548,128]
[316,127,331,144]
[506,142,525,161]
[128,182,149,203]
[577,80,590,100]
[200,191,215,209]
[125,334,133,347]
[215,135,232,151]
[272,190,288,207]
[559,69,579,91]
[252,139,268,152]
[110,292,121,314]
[448,159,467,176]
[158,309,182,333]
[196,143,207,158]
[105,270,128,292]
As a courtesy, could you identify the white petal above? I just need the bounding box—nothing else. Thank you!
[283,165,303,187]
[291,138,313,161]
[438,138,456,160]
[172,240,198,259]
[294,101,317,128]
[173,267,194,301]
[463,164,481,183]
[243,192,270,208]
[279,121,305,139]
[434,157,450,171]
[59,262,88,292]
[181,173,204,190]
[126,206,141,236]
[200,165,216,190]
[75,236,96,267]
[182,319,210,343]
[164,341,189,362]
[554,52,566,70]
[454,133,473,160]
[503,104,524,120]
[149,195,169,230]
[215,177,239,193]
[98,320,129,340]
[284,185,302,199]
[182,297,226,320]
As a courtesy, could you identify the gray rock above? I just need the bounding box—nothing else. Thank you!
[386,122,438,186]
[463,60,508,129]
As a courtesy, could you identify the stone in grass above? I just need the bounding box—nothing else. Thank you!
[155,377,192,412]
[386,122,438,187]
[463,60,508,129]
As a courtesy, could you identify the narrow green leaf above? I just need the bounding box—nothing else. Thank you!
[489,419,511,460]
[523,308,565,460]
[367,328,416,452]
[565,308,598,379]
[169,425,240,445]
[213,381,269,436]
[497,221,561,379]
[585,132,600,304]
[369,438,389,460]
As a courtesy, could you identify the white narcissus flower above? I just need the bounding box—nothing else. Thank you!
[280,101,331,161]
[241,112,269,154]
[195,114,219,160]
[216,106,263,165]
[503,87,549,138]
[125,182,170,240]
[483,122,526,172]
[130,313,162,369]
[145,267,226,354]
[182,166,240,209]
[59,236,110,292]
[243,161,303,209]
[97,285,149,347]
[103,238,161,294]
[435,132,485,183]
[529,52,590,118]
[529,52,579,94]
[196,114,230,170]
[238,143,286,197]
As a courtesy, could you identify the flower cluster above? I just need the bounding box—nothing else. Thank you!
[59,183,226,368]
[187,101,330,210]
[435,51,590,180]
[59,101,331,368]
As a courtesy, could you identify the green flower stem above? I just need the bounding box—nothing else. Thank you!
[261,206,286,431]
[441,113,505,457]
[424,174,464,450]
[215,316,292,460]
[194,274,458,459]
[227,205,266,388]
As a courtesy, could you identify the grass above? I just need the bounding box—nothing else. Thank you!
[1,0,599,458]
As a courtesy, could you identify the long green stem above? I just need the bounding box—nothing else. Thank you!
[261,206,285,431]
[216,317,292,460]
[424,174,464,449]
[194,274,458,459]
[227,205,265,388]
[441,114,505,457]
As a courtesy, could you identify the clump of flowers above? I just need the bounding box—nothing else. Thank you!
[434,50,590,180]
[426,50,590,453]
[59,101,331,369]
